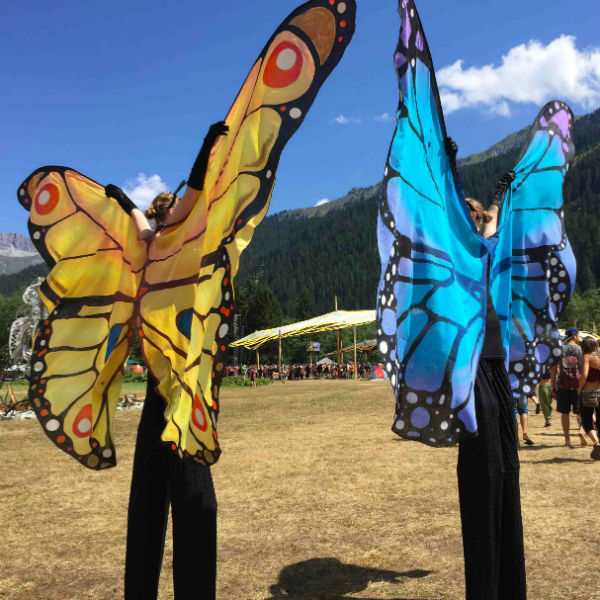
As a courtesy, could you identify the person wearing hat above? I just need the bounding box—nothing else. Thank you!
[551,327,584,447]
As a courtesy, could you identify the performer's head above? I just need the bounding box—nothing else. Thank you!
[145,192,177,224]
[465,198,491,232]
[580,337,599,356]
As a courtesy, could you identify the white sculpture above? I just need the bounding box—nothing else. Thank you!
[8,277,47,376]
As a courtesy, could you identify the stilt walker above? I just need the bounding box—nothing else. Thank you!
[17,2,356,598]
[376,2,576,598]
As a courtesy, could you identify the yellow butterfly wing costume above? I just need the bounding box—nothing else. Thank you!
[17,0,356,469]
[17,168,145,468]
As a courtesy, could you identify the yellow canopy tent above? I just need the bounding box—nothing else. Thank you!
[230,310,376,350]
[230,310,376,379]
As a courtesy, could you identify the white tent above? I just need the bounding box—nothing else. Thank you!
[316,357,335,366]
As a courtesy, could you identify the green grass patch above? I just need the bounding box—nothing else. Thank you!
[221,376,271,388]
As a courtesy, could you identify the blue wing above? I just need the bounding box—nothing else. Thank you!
[491,101,576,399]
[376,0,489,446]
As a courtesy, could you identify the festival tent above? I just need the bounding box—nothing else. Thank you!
[317,357,335,366]
[230,309,376,378]
[230,310,376,350]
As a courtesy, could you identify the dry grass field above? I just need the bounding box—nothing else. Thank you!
[1,380,599,600]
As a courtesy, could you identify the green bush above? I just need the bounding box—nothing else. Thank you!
[121,372,272,387]
[221,376,271,388]
[122,371,148,383]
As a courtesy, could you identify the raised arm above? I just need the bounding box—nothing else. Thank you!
[483,170,515,238]
[105,184,154,240]
[162,121,229,227]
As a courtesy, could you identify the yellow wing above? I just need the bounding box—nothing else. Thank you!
[139,0,356,463]
[17,167,146,469]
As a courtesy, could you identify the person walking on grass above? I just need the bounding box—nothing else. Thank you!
[515,396,534,446]
[537,365,553,427]
[576,337,600,460]
[552,327,586,447]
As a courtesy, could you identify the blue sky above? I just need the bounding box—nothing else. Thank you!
[2,0,599,235]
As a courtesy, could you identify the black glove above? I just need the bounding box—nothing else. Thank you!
[491,170,516,208]
[206,121,229,139]
[105,184,137,215]
[445,136,458,169]
[187,121,229,190]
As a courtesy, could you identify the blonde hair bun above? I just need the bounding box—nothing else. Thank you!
[145,192,175,224]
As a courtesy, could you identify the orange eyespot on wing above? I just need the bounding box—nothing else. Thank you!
[249,32,316,111]
[263,40,305,88]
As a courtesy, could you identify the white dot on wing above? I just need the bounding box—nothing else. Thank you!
[276,48,297,71]
[46,419,60,432]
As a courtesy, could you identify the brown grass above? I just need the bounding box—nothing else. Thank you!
[1,380,598,600]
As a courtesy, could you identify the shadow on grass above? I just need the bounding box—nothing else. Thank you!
[516,444,555,450]
[263,557,436,599]
[526,457,592,465]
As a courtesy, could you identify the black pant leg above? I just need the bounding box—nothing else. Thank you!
[497,467,526,600]
[125,381,171,600]
[169,454,218,600]
[458,360,503,600]
[457,359,526,600]
[493,361,526,600]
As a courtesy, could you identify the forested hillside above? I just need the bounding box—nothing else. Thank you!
[237,108,600,317]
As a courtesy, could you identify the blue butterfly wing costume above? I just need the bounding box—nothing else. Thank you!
[492,101,576,400]
[377,0,576,446]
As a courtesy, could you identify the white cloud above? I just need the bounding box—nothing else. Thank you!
[374,112,392,123]
[437,35,600,117]
[315,198,329,207]
[123,173,169,210]
[334,114,362,125]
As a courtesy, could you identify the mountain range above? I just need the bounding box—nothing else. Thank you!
[0,233,43,275]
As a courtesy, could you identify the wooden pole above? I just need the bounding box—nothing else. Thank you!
[256,349,260,373]
[7,384,16,405]
[335,295,341,365]
[353,326,358,382]
[278,332,283,382]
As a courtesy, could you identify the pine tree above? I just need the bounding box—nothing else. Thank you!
[295,286,317,321]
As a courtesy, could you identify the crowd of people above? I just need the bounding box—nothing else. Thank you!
[224,362,380,383]
[516,327,600,459]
